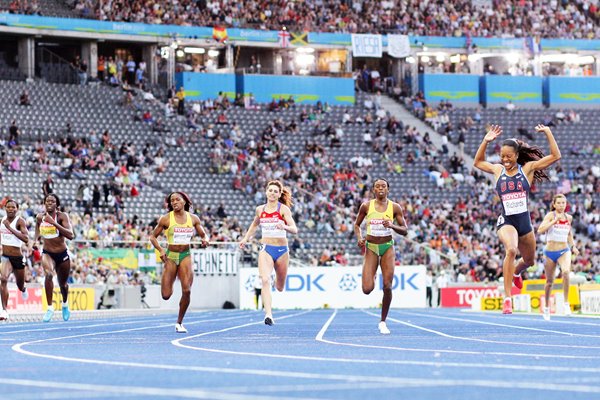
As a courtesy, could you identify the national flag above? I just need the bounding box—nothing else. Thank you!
[290,32,309,46]
[278,30,291,48]
[212,26,228,43]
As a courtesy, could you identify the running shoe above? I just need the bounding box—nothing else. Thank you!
[175,323,188,333]
[0,309,8,321]
[21,288,28,300]
[62,305,71,321]
[542,306,550,321]
[502,298,513,315]
[43,308,54,322]
[564,303,571,316]
[512,274,523,289]
[378,321,391,335]
[264,316,274,326]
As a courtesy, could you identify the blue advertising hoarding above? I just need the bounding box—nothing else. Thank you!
[481,75,543,106]
[176,73,355,105]
[546,77,600,107]
[419,74,479,104]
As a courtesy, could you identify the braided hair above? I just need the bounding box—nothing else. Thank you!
[502,138,550,183]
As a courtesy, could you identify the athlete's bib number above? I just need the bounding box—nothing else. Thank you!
[369,219,392,237]
[172,227,194,244]
[501,192,528,215]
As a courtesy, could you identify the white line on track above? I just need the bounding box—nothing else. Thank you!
[456,310,600,326]
[10,309,600,395]
[397,310,600,338]
[0,377,319,400]
[359,310,600,350]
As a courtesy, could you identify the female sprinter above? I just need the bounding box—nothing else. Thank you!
[473,124,561,314]
[353,178,407,334]
[239,180,298,326]
[150,192,209,333]
[0,199,29,320]
[537,194,578,320]
[34,194,74,322]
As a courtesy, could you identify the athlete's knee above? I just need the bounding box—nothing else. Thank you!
[362,284,374,295]
[161,289,172,301]
[382,282,393,291]
[522,255,535,266]
[260,275,271,287]
[275,282,284,292]
[505,246,518,259]
[0,278,7,286]
[181,288,191,298]
[545,276,554,287]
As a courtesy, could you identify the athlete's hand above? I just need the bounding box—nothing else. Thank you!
[275,223,286,231]
[572,246,580,256]
[44,213,56,225]
[200,237,209,248]
[483,125,502,143]
[357,237,366,248]
[535,124,551,134]
[159,250,167,263]
[239,239,247,250]
[382,219,393,228]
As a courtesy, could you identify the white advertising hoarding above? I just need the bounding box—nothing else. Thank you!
[239,265,426,309]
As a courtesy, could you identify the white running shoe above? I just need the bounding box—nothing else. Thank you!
[21,289,28,300]
[542,307,551,321]
[175,323,188,333]
[378,321,390,335]
[564,303,572,316]
[0,309,9,321]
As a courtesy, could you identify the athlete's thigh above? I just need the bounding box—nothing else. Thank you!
[177,256,194,289]
[41,254,56,273]
[274,252,289,280]
[556,251,572,274]
[362,248,379,288]
[161,259,178,287]
[517,231,536,262]
[379,247,395,286]
[258,249,275,278]
[497,225,519,252]
[0,260,12,280]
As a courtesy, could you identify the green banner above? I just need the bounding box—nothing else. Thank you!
[88,248,139,269]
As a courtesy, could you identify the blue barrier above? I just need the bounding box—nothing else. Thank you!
[175,73,236,101]
[176,73,355,105]
[419,74,479,104]
[546,77,600,107]
[480,75,543,106]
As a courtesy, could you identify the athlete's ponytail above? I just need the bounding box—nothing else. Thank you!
[266,180,293,209]
[502,138,550,183]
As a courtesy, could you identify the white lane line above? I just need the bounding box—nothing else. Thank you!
[0,310,244,335]
[398,310,600,338]
[360,310,600,350]
[9,309,600,395]
[456,311,600,326]
[315,309,337,341]
[0,377,318,400]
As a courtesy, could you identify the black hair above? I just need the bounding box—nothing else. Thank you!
[44,193,61,207]
[501,138,549,183]
[165,191,192,212]
[372,178,390,189]
[5,199,18,209]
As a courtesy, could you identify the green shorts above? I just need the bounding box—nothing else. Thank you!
[366,240,394,257]
[166,249,191,265]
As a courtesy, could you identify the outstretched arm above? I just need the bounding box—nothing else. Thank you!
[525,125,561,172]
[473,125,503,176]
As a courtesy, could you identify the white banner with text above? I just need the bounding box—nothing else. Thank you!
[239,265,426,309]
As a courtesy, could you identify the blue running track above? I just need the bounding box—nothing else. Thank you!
[1,308,599,399]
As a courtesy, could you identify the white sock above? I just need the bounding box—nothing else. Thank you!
[62,302,69,308]
[504,297,511,302]
[47,305,54,311]
[513,273,521,277]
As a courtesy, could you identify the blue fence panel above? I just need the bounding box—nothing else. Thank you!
[419,74,479,103]
[175,73,236,100]
[242,75,355,105]
[546,77,600,106]
[481,75,543,106]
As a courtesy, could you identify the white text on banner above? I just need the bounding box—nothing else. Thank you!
[239,265,426,309]
[351,34,383,58]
